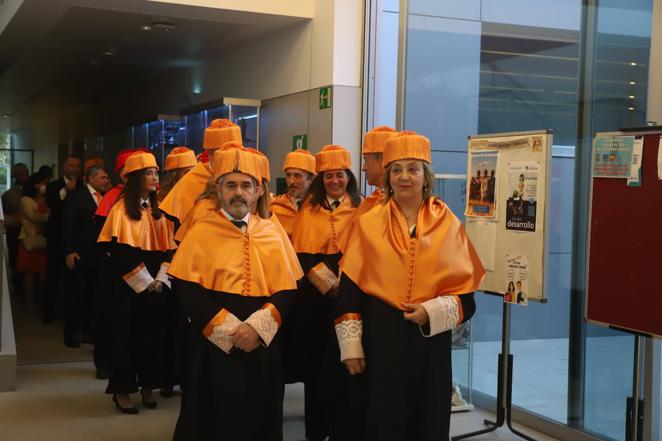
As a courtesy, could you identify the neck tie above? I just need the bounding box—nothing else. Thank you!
[231,220,247,230]
[331,200,340,210]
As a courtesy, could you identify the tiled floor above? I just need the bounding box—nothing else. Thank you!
[2,302,559,441]
[0,360,559,441]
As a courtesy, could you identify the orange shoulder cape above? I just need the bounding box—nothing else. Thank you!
[337,188,383,252]
[270,194,297,240]
[291,195,356,255]
[168,211,303,296]
[174,197,217,242]
[159,162,211,222]
[95,184,123,218]
[97,198,177,252]
[339,197,485,310]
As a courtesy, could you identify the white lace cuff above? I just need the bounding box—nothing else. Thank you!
[122,263,154,293]
[245,304,281,347]
[420,296,461,337]
[307,262,338,295]
[155,262,171,290]
[203,309,241,354]
[335,315,364,362]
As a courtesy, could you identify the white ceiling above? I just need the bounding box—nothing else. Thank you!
[0,0,308,133]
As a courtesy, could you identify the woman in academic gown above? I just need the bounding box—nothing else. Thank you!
[97,151,177,413]
[289,145,362,441]
[335,131,485,441]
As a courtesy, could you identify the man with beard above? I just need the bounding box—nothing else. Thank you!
[168,146,302,441]
[270,149,316,240]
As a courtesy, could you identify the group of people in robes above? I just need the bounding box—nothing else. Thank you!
[91,118,485,441]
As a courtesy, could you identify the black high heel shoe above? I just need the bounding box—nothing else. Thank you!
[140,389,158,409]
[113,394,138,414]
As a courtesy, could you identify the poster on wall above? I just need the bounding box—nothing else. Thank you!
[592,136,634,178]
[505,162,539,232]
[504,254,529,306]
[465,151,499,218]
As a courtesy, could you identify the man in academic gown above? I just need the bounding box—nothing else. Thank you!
[168,146,303,441]
[354,126,398,217]
[160,119,242,229]
[270,149,316,240]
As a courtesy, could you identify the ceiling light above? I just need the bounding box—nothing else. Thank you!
[102,48,116,56]
[628,106,635,111]
[628,95,635,99]
[141,25,152,31]
[629,81,636,85]
[629,62,637,66]
[149,21,176,32]
[2,113,9,118]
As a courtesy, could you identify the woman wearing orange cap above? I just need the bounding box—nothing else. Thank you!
[335,132,485,441]
[158,147,197,202]
[289,145,362,441]
[98,152,177,414]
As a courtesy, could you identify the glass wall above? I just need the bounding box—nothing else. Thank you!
[365,0,654,439]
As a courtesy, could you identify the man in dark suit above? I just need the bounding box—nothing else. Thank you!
[43,155,82,323]
[62,165,110,366]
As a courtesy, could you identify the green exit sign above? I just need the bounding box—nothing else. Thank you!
[319,86,332,109]
[292,134,308,150]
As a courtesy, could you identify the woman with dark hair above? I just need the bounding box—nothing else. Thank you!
[289,145,362,441]
[335,131,484,441]
[17,172,50,312]
[505,281,516,303]
[98,152,176,414]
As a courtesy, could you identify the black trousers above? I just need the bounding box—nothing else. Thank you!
[43,243,64,321]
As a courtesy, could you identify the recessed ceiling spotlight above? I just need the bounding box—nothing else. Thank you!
[629,81,636,85]
[149,21,176,32]
[628,106,635,111]
[2,113,9,118]
[629,62,637,66]
[102,48,116,56]
[628,95,635,99]
[141,25,152,31]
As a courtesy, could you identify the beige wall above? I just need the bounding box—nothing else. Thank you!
[146,0,314,18]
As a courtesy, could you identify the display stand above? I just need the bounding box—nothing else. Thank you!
[452,297,536,441]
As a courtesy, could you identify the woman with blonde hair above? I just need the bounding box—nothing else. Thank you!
[335,131,485,441]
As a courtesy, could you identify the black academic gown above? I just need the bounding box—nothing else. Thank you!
[104,241,171,394]
[172,279,295,441]
[337,273,476,441]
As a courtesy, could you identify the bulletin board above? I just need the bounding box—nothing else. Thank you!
[464,130,552,302]
[585,129,662,338]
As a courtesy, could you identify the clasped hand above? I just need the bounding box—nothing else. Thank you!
[229,323,260,353]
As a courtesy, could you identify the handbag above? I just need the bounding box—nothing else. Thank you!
[22,234,47,251]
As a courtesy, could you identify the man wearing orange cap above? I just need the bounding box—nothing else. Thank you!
[160,119,242,227]
[335,131,484,440]
[358,126,398,215]
[168,147,302,441]
[270,149,316,240]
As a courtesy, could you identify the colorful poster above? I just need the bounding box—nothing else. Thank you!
[504,254,529,306]
[505,162,539,232]
[466,151,498,218]
[592,136,635,178]
[627,138,644,187]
